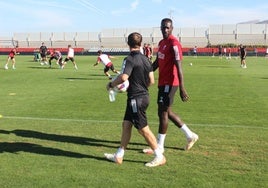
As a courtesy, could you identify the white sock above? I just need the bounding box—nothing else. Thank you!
[180,124,193,139]
[157,133,166,150]
[116,147,124,158]
[154,148,164,159]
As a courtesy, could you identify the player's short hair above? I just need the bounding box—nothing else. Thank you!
[97,50,102,54]
[127,32,142,48]
[161,18,173,25]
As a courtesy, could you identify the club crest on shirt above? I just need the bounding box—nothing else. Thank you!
[161,45,167,51]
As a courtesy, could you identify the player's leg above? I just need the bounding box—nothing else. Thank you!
[104,66,112,79]
[104,120,132,164]
[12,58,16,69]
[5,57,11,69]
[71,58,78,69]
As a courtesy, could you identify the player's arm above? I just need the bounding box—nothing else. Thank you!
[152,58,158,71]
[175,59,189,102]
[108,55,116,59]
[148,71,154,87]
[173,45,189,102]
[93,58,100,66]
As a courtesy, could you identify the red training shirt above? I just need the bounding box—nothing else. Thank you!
[157,35,183,86]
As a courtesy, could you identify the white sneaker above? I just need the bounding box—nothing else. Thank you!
[142,148,164,155]
[185,133,199,151]
[4,65,8,70]
[145,156,166,167]
[104,153,123,164]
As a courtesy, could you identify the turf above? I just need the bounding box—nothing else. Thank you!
[0,54,267,187]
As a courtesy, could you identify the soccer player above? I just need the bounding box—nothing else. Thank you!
[104,32,166,167]
[239,44,247,68]
[143,18,198,155]
[4,45,19,70]
[61,45,78,70]
[48,49,63,68]
[193,46,197,58]
[143,43,153,62]
[218,45,222,59]
[39,42,48,65]
[93,50,120,79]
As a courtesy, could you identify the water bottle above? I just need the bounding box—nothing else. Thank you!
[109,89,116,102]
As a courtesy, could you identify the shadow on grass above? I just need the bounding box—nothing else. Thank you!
[0,129,121,147]
[0,129,182,150]
[203,65,232,69]
[0,129,148,151]
[28,66,58,69]
[0,129,183,164]
[62,74,111,81]
[63,77,91,81]
[0,142,94,159]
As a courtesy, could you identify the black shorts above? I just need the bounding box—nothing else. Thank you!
[104,64,115,73]
[64,57,75,62]
[41,53,46,58]
[157,85,178,107]
[124,95,149,130]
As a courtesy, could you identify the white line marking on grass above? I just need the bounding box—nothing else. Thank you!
[2,116,268,130]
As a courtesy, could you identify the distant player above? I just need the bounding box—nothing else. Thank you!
[218,45,222,59]
[48,49,63,68]
[39,42,48,65]
[143,43,153,62]
[4,45,19,70]
[93,50,120,79]
[61,45,78,70]
[193,46,197,58]
[239,44,247,68]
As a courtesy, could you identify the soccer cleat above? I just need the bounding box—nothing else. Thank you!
[145,156,166,167]
[142,148,164,155]
[104,153,123,164]
[185,133,199,151]
[4,65,8,70]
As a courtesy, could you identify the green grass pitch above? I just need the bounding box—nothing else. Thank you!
[0,54,267,187]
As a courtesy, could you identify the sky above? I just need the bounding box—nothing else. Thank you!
[0,0,268,36]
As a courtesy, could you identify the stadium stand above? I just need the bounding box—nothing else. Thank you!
[1,24,267,55]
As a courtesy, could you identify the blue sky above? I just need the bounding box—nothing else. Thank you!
[0,0,267,36]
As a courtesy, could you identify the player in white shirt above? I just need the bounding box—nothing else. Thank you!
[61,45,78,69]
[93,50,120,79]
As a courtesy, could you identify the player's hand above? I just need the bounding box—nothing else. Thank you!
[179,87,189,102]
